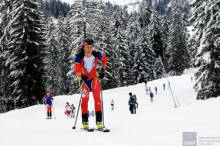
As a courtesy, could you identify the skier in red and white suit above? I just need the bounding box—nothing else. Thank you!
[74,38,107,129]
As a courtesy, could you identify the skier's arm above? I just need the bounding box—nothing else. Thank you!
[74,56,82,78]
[102,64,107,70]
[43,96,46,104]
[97,52,107,70]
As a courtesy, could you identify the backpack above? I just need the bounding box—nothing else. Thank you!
[129,96,135,104]
[133,95,137,102]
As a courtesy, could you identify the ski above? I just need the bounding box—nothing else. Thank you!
[80,128,94,132]
[94,128,110,132]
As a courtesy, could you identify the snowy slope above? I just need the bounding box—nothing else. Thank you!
[0,68,220,146]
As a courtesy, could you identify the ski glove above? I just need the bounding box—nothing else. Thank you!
[81,74,88,82]
[99,69,105,79]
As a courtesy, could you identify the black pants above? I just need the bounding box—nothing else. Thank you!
[129,105,134,114]
[82,113,88,123]
[82,111,102,123]
[151,98,153,102]
[96,111,102,122]
[47,112,52,117]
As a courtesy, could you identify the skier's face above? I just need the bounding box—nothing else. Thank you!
[84,45,93,54]
[46,93,50,96]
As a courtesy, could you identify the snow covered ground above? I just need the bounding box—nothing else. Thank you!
[0,68,220,146]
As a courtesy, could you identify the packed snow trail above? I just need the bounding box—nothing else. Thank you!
[0,69,220,146]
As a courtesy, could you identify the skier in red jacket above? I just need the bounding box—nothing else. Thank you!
[74,38,107,130]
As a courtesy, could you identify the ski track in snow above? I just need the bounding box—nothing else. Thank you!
[0,68,220,146]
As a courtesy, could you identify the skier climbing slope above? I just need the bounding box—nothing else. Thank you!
[74,38,107,130]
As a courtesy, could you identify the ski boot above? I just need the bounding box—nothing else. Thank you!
[46,112,50,119]
[49,112,52,119]
[96,111,103,129]
[82,113,89,129]
[96,121,103,129]
[82,121,89,130]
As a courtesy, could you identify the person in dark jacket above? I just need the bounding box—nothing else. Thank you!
[150,92,154,102]
[128,92,135,114]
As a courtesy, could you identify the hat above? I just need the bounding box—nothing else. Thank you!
[46,90,51,93]
[84,38,94,47]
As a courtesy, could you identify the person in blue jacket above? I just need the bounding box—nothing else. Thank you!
[43,91,54,119]
[150,92,154,102]
[163,83,166,90]
[128,92,135,114]
[155,86,158,95]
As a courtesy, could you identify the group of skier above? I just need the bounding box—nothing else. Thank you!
[43,91,75,119]
[145,82,170,102]
[64,102,75,118]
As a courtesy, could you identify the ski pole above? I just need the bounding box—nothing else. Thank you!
[52,103,56,119]
[43,98,47,118]
[176,96,180,107]
[44,104,47,119]
[72,84,84,129]
[100,80,105,128]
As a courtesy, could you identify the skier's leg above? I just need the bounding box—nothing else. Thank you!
[81,94,89,121]
[134,105,136,114]
[129,105,133,114]
[91,78,103,128]
[50,106,52,119]
[47,105,52,119]
[91,78,102,119]
[80,81,90,129]
[131,105,134,114]
[47,106,49,119]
